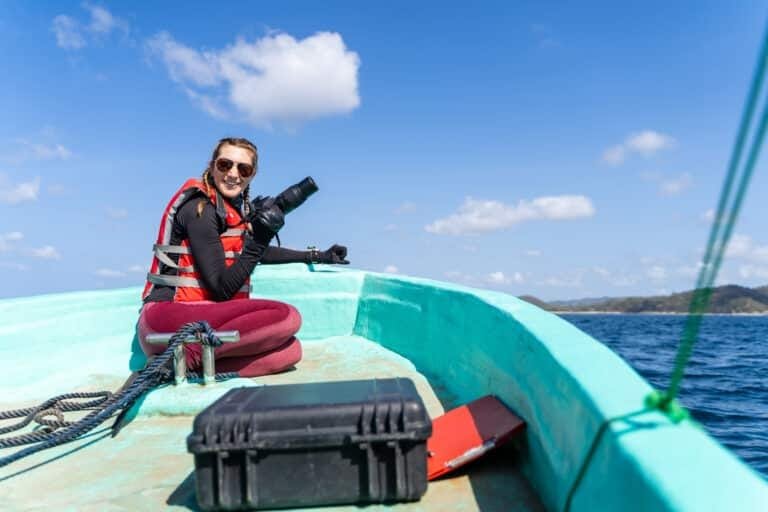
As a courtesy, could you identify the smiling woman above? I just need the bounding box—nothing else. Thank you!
[138,137,349,377]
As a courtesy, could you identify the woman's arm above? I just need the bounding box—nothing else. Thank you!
[261,246,311,264]
[178,200,271,301]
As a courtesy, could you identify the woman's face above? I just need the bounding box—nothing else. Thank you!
[211,144,256,199]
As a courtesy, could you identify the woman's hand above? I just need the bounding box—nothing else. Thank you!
[318,244,349,264]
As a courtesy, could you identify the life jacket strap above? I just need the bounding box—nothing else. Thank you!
[146,273,250,293]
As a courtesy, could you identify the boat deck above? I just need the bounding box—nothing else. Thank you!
[1,335,544,511]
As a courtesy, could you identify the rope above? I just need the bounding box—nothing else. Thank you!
[0,321,224,468]
[656,20,768,409]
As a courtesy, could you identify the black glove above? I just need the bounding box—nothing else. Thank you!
[247,201,285,242]
[313,244,349,264]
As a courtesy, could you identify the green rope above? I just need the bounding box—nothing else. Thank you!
[653,21,768,411]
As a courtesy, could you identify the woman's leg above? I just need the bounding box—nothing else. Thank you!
[138,299,302,375]
[215,337,302,377]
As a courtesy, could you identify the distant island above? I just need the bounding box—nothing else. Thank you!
[520,284,768,314]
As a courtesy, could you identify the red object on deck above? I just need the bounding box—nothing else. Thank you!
[427,395,525,480]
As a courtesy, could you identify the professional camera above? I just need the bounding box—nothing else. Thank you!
[248,177,319,236]
[251,177,318,215]
[273,177,319,214]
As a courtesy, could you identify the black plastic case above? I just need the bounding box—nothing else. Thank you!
[187,378,432,510]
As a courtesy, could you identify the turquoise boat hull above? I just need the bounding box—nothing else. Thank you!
[1,264,766,510]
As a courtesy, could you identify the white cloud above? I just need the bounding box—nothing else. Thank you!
[738,265,768,280]
[52,5,128,50]
[52,15,85,49]
[601,145,626,165]
[541,274,583,287]
[127,265,147,274]
[646,265,668,281]
[592,266,638,286]
[395,202,416,214]
[383,265,399,274]
[486,271,525,285]
[702,208,715,222]
[3,140,73,164]
[95,268,125,278]
[487,271,508,284]
[526,249,542,257]
[425,195,595,235]
[146,31,361,128]
[725,234,768,263]
[626,131,676,156]
[0,231,23,252]
[28,143,72,160]
[106,207,128,219]
[602,130,675,165]
[659,173,693,196]
[0,261,28,271]
[84,4,118,34]
[31,245,61,260]
[0,175,41,204]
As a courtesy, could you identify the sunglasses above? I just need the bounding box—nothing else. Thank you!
[215,158,255,178]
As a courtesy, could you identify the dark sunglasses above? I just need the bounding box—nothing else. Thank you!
[215,158,255,178]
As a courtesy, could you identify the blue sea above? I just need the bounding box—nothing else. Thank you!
[560,314,768,479]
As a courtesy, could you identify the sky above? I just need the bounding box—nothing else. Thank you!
[2,1,768,301]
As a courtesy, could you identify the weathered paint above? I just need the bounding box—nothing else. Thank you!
[0,263,765,511]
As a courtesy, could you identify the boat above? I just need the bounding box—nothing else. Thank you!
[1,263,767,510]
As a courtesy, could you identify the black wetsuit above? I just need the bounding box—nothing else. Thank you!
[144,194,309,303]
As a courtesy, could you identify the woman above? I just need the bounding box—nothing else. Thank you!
[138,137,348,377]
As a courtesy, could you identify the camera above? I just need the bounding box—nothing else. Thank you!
[273,177,318,215]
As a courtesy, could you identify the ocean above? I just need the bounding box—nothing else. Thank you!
[560,314,768,479]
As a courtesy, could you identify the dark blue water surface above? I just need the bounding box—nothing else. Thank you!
[560,314,768,479]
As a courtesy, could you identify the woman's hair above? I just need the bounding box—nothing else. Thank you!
[197,137,259,217]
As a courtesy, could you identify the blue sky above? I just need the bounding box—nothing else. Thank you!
[2,1,768,300]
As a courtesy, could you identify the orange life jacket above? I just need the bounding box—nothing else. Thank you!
[142,178,250,302]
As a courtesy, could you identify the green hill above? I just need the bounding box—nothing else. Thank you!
[520,284,768,314]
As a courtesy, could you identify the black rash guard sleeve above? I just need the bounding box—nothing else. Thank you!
[261,245,311,264]
[177,199,272,301]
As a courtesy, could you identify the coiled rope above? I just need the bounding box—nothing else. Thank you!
[0,320,230,468]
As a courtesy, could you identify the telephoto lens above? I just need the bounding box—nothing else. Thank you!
[274,177,318,214]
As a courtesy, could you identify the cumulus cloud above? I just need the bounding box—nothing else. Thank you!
[486,271,524,285]
[0,175,41,204]
[602,130,675,165]
[425,195,595,235]
[52,5,128,50]
[383,265,399,274]
[30,245,61,260]
[725,234,768,263]
[146,31,361,128]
